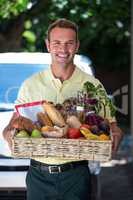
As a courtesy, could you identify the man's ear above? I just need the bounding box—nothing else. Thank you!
[45,39,50,52]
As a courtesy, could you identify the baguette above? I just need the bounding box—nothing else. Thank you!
[42,102,66,127]
[37,112,53,127]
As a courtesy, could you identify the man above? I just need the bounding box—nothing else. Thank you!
[3,18,123,200]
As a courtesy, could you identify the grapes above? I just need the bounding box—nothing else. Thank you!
[98,121,110,135]
[85,113,104,126]
[90,125,100,135]
[85,114,94,125]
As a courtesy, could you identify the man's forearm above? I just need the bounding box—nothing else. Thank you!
[110,122,124,154]
[3,125,11,140]
[2,112,18,140]
[110,122,124,137]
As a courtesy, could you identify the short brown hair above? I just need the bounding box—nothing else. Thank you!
[47,18,79,41]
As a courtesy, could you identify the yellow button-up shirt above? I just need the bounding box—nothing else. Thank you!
[15,66,116,164]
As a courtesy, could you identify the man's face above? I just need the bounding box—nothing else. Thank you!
[45,27,79,68]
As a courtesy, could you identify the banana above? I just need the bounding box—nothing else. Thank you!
[80,128,99,140]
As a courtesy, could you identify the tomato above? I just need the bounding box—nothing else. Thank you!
[67,128,81,139]
[80,124,91,130]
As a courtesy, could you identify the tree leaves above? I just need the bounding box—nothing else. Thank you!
[0,0,129,70]
[0,0,28,19]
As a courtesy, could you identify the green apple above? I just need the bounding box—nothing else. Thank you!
[16,130,29,138]
[31,129,42,138]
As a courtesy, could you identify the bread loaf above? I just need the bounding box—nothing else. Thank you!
[66,115,81,128]
[12,116,38,132]
[37,112,53,127]
[42,102,66,127]
[41,125,68,138]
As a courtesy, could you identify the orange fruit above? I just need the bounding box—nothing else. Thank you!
[99,133,110,141]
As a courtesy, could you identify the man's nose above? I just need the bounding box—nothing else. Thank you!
[59,44,67,52]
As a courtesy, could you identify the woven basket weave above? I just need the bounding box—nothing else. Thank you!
[12,137,112,162]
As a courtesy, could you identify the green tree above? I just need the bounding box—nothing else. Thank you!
[0,0,130,70]
[0,0,28,19]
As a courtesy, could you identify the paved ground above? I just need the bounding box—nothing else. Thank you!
[99,133,133,200]
[100,161,133,200]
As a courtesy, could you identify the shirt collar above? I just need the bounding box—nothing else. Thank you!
[47,65,80,84]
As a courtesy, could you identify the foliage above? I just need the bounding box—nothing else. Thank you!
[48,0,130,70]
[0,0,28,19]
[0,0,130,69]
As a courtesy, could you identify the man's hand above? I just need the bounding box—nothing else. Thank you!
[110,122,124,156]
[2,112,38,150]
[2,112,19,150]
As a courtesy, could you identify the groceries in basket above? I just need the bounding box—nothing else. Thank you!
[12,81,115,161]
[14,99,111,141]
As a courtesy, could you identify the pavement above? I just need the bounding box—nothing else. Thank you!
[100,161,133,200]
[99,133,133,200]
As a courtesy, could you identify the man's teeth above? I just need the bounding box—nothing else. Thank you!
[58,54,68,58]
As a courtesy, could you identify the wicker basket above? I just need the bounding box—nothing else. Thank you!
[12,137,112,162]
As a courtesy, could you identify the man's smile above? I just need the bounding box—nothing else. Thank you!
[56,53,69,62]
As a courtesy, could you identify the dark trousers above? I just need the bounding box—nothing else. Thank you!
[26,163,91,200]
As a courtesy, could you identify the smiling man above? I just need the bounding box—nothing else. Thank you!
[45,21,80,81]
[3,18,123,200]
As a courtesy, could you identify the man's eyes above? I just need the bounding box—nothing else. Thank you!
[67,42,75,45]
[51,42,75,46]
[52,42,60,45]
